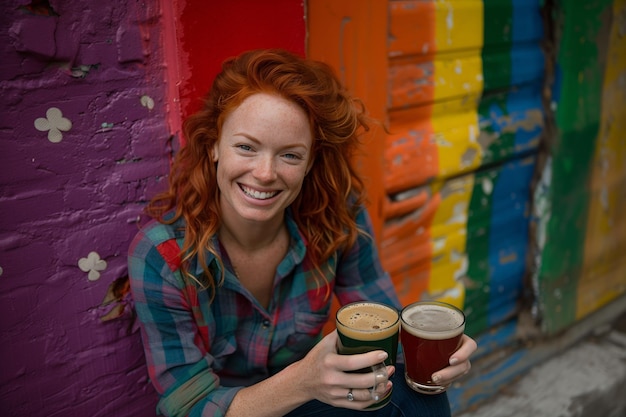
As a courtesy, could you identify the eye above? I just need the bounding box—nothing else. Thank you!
[283,152,300,160]
[237,144,253,152]
[282,152,307,164]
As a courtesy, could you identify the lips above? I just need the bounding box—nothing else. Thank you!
[240,184,279,200]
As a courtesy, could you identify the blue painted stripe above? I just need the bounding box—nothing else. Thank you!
[488,157,536,325]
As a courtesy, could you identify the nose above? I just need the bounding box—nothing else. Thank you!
[253,155,277,182]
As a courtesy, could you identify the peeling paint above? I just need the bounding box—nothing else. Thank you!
[533,0,626,334]
[1,0,168,414]
[384,0,544,321]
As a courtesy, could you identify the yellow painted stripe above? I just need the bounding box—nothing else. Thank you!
[432,98,483,178]
[427,0,484,308]
[577,0,626,318]
[429,173,475,308]
[432,0,484,53]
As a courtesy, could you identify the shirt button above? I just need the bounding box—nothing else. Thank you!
[262,319,271,329]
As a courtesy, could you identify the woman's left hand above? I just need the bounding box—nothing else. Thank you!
[431,334,477,386]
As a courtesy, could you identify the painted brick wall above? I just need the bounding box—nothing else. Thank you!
[532,0,626,334]
[0,1,169,415]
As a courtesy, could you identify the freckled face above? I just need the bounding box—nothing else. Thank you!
[213,93,313,225]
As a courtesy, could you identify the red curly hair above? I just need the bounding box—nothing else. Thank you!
[147,49,371,296]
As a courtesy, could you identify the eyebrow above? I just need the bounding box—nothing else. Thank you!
[233,132,310,151]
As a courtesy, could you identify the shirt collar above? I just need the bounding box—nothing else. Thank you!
[191,209,308,281]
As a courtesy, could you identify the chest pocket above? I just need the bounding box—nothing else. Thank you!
[285,311,330,354]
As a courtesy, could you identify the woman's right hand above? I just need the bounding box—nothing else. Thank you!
[293,330,394,409]
[224,330,393,417]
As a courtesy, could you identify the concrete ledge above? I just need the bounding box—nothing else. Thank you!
[449,293,626,416]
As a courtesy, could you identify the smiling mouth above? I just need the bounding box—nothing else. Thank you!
[240,185,279,200]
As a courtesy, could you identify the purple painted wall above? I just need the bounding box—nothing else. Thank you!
[1,1,171,415]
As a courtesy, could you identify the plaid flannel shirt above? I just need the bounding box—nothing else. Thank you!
[128,207,401,417]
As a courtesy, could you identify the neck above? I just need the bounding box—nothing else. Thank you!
[219,213,286,253]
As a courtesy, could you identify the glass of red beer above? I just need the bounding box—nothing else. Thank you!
[400,301,465,394]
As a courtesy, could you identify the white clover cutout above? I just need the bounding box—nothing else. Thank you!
[140,95,155,110]
[34,107,72,143]
[78,251,108,281]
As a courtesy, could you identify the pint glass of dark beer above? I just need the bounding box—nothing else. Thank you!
[336,301,400,409]
[400,301,465,394]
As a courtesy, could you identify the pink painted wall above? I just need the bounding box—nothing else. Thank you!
[0,1,305,415]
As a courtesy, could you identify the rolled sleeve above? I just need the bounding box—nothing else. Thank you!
[128,226,240,417]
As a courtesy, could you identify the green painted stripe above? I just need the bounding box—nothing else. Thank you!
[537,0,612,334]
[482,0,513,91]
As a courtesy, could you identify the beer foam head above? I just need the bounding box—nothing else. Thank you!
[336,302,399,340]
[401,302,465,340]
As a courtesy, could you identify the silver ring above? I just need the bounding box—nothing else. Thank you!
[347,389,354,402]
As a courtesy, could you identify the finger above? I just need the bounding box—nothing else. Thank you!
[431,359,471,385]
[371,375,392,401]
[449,335,477,365]
[319,330,339,350]
[340,369,390,392]
[331,350,389,373]
[342,365,392,394]
[340,385,390,406]
[365,381,392,401]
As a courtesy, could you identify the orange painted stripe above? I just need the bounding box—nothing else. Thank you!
[382,1,438,305]
[389,1,438,57]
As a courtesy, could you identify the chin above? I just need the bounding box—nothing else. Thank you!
[237,206,284,223]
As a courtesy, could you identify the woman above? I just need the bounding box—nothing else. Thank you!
[128,49,476,417]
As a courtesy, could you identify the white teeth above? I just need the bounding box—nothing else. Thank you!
[241,185,277,200]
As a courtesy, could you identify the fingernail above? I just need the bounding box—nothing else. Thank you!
[449,357,459,365]
[432,374,441,383]
[378,351,388,360]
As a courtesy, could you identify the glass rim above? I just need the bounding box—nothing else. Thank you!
[400,300,466,331]
[336,301,400,333]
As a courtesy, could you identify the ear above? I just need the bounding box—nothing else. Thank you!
[212,142,219,162]
[305,157,314,176]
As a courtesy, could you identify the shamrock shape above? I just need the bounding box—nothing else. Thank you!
[78,251,108,281]
[34,107,72,143]
[140,95,155,110]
